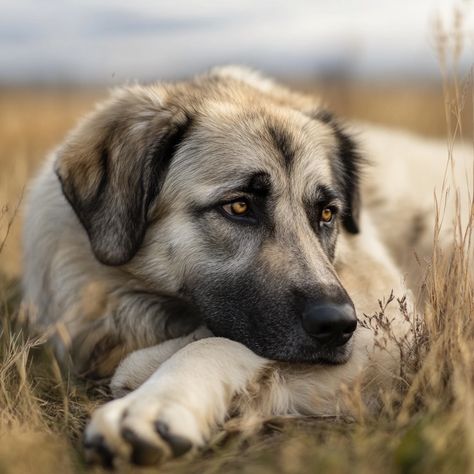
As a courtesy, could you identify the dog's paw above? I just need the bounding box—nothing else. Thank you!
[84,393,206,467]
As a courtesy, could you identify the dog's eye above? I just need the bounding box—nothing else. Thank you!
[222,200,249,216]
[320,208,333,224]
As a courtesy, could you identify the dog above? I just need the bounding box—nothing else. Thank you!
[22,66,472,466]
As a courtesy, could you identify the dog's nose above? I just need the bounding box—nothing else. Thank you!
[301,302,357,346]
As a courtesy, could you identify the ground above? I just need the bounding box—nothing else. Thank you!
[0,79,473,474]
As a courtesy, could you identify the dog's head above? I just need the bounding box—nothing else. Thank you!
[55,67,362,364]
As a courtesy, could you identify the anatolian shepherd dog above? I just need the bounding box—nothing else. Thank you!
[22,67,472,466]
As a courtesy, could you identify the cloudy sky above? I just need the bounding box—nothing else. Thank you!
[0,0,472,84]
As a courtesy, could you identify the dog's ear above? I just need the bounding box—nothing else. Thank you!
[55,88,191,266]
[333,124,361,234]
[311,110,362,234]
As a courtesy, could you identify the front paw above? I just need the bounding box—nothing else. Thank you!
[84,394,206,467]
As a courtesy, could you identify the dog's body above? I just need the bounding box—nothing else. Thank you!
[22,67,472,466]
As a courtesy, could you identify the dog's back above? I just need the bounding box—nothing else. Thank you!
[359,123,473,288]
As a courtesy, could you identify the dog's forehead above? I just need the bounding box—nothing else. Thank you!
[164,100,338,202]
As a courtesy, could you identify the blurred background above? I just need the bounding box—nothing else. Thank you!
[0,0,473,277]
[1,0,473,84]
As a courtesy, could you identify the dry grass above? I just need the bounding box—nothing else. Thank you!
[0,28,473,473]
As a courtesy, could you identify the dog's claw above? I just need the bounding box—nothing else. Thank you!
[121,427,163,466]
[155,420,193,457]
[84,434,115,469]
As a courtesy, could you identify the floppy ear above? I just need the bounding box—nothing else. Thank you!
[311,110,362,234]
[55,88,191,266]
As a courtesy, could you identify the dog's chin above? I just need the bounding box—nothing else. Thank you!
[312,346,353,365]
[249,339,354,365]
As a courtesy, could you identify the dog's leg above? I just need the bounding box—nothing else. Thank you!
[85,331,385,467]
[110,326,212,397]
[84,337,268,467]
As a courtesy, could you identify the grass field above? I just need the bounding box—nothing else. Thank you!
[0,77,473,474]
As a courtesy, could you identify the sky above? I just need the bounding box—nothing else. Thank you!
[0,0,473,84]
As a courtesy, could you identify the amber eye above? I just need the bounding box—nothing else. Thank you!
[222,200,249,216]
[320,208,333,223]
